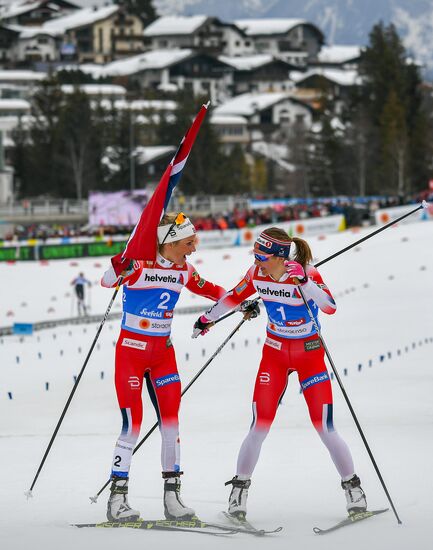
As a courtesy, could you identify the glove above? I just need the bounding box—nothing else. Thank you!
[237,300,260,319]
[284,261,308,284]
[192,315,213,338]
[111,252,136,277]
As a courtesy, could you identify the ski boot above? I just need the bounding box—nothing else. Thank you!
[163,471,195,520]
[106,476,140,522]
[225,475,251,519]
[341,474,367,514]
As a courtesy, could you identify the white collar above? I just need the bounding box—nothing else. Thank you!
[156,253,174,268]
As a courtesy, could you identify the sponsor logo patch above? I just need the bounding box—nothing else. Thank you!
[304,339,321,352]
[166,337,173,348]
[286,318,305,327]
[122,338,147,350]
[155,373,180,388]
[265,336,282,350]
[235,279,248,294]
[128,375,141,388]
[259,371,271,384]
[300,371,329,391]
[197,278,206,288]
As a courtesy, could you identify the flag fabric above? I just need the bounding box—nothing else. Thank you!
[111,103,209,275]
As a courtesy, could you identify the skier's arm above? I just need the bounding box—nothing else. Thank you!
[100,262,141,289]
[302,266,337,315]
[185,264,227,301]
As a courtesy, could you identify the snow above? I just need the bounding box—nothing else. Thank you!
[210,114,248,125]
[214,91,288,117]
[0,70,47,82]
[318,45,362,64]
[42,5,119,34]
[1,219,433,549]
[134,145,176,165]
[143,15,208,36]
[291,68,361,87]
[0,98,30,110]
[235,18,307,36]
[60,84,127,97]
[87,49,194,78]
[219,54,275,70]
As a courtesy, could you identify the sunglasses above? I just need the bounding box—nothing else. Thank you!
[254,252,273,262]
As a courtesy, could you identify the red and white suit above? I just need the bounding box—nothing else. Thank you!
[102,254,226,477]
[204,264,356,480]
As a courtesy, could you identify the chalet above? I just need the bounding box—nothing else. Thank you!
[313,45,362,69]
[291,68,361,112]
[143,15,254,57]
[96,49,233,103]
[0,0,79,26]
[219,54,299,95]
[210,114,249,154]
[213,92,313,128]
[234,19,324,66]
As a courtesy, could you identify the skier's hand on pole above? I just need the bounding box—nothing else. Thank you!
[192,315,214,338]
[284,261,308,284]
[237,299,260,320]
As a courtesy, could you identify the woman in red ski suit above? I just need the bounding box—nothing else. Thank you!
[193,227,367,518]
[101,213,226,522]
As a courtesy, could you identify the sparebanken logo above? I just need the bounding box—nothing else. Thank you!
[155,373,180,388]
[300,372,329,391]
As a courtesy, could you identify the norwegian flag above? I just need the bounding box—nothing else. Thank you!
[111,103,209,275]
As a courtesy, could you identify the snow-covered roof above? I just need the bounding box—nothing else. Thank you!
[60,84,127,96]
[0,70,47,82]
[143,15,208,36]
[218,54,276,70]
[134,145,176,165]
[214,92,289,117]
[0,1,42,20]
[0,98,31,110]
[97,49,194,77]
[291,68,361,87]
[211,114,248,125]
[234,18,307,36]
[94,99,178,111]
[41,5,119,34]
[318,45,362,64]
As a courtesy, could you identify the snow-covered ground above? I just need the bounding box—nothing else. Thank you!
[1,219,433,549]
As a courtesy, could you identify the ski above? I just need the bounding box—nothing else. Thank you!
[72,518,236,537]
[221,510,283,536]
[313,508,389,535]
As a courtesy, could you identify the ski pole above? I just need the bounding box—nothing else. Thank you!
[296,282,402,524]
[26,277,124,498]
[90,307,256,503]
[200,201,428,325]
[315,201,428,268]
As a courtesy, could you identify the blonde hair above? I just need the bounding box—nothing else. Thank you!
[261,227,313,269]
[157,212,184,252]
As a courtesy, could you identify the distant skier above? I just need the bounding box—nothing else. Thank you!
[193,227,367,519]
[71,272,91,316]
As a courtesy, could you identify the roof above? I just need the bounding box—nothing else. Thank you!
[0,98,31,110]
[0,1,43,20]
[60,84,127,96]
[219,54,276,70]
[42,5,119,34]
[143,15,208,37]
[234,18,308,36]
[134,145,176,165]
[291,68,361,87]
[211,114,248,125]
[318,45,362,64]
[214,92,291,117]
[0,70,47,82]
[98,48,194,77]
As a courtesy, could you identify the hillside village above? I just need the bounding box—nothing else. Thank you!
[0,0,429,203]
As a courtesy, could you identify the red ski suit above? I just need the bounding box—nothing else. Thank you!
[102,254,226,477]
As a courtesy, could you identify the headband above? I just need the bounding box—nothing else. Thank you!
[255,232,291,258]
[157,216,196,244]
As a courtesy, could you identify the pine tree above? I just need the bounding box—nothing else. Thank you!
[115,0,157,26]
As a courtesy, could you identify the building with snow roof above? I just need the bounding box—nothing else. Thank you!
[234,19,324,66]
[313,45,362,70]
[219,54,298,95]
[0,0,79,27]
[143,15,255,57]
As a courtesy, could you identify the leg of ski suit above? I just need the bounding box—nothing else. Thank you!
[236,334,354,479]
[111,330,181,478]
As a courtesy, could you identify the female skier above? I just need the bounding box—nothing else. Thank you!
[193,227,367,518]
[101,213,226,522]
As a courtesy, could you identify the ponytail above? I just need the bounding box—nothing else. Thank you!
[291,237,313,269]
